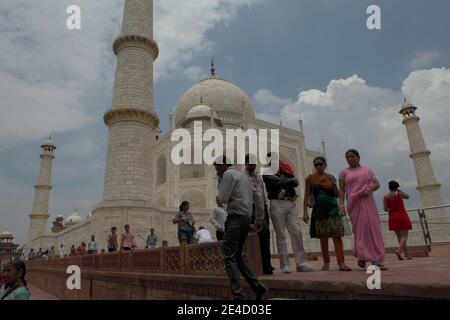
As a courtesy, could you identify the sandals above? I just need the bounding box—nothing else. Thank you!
[321,264,330,271]
[339,264,352,272]
[394,251,404,261]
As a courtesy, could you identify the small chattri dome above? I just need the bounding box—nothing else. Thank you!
[41,136,56,149]
[65,211,84,226]
[0,229,13,239]
[186,105,217,119]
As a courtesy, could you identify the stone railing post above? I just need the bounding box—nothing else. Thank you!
[119,250,123,272]
[161,240,168,273]
[181,240,187,275]
[245,233,263,276]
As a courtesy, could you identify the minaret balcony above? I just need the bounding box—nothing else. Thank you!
[113,34,159,60]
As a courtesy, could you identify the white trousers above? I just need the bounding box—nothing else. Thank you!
[270,200,308,267]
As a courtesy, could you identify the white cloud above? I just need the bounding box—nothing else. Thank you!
[154,0,261,80]
[407,49,441,69]
[226,56,235,63]
[0,175,34,244]
[0,0,262,150]
[183,66,206,82]
[254,89,292,111]
[254,69,450,209]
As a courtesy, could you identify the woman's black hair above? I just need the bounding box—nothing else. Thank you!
[6,260,27,288]
[389,180,400,191]
[179,201,189,212]
[345,149,360,158]
[313,156,327,165]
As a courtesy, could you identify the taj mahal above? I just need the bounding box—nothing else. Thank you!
[25,0,449,254]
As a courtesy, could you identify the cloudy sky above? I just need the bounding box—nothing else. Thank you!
[1,0,449,244]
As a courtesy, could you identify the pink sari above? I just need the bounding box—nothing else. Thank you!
[339,166,385,263]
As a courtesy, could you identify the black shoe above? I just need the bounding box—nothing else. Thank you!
[255,284,269,300]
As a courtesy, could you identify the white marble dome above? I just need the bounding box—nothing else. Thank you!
[175,77,255,127]
[65,211,84,226]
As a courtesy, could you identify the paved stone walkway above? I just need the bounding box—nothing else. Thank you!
[29,284,60,300]
[262,244,450,299]
[26,244,450,300]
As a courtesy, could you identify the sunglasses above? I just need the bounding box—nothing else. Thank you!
[314,162,325,167]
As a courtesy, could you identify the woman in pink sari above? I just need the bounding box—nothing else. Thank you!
[339,149,386,270]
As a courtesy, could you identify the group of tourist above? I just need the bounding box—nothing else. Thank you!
[5,149,414,301]
[25,226,159,260]
[208,150,413,300]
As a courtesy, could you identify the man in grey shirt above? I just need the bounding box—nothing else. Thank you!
[214,156,268,300]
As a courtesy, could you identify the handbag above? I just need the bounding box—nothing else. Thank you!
[341,215,352,236]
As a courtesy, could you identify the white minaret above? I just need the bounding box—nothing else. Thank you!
[321,137,327,159]
[168,111,174,132]
[102,0,159,204]
[27,137,56,246]
[399,101,450,242]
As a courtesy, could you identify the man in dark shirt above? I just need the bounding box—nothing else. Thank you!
[263,153,313,274]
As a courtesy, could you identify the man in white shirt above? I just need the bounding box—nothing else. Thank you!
[58,244,65,257]
[195,227,213,244]
[210,196,227,241]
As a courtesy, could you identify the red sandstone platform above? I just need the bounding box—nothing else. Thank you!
[262,244,450,299]
[29,284,60,300]
[26,244,450,300]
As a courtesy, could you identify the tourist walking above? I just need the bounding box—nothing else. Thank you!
[77,242,87,256]
[244,154,275,275]
[107,227,118,252]
[173,201,195,245]
[146,228,158,248]
[210,196,227,241]
[58,244,65,257]
[263,153,313,273]
[0,260,30,300]
[87,235,98,254]
[70,245,76,256]
[121,225,136,251]
[214,155,268,300]
[339,149,386,269]
[27,249,36,261]
[303,156,351,271]
[48,246,56,258]
[383,180,413,260]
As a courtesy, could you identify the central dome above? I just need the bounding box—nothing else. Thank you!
[175,77,255,128]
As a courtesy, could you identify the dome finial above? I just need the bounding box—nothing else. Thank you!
[210,58,216,77]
